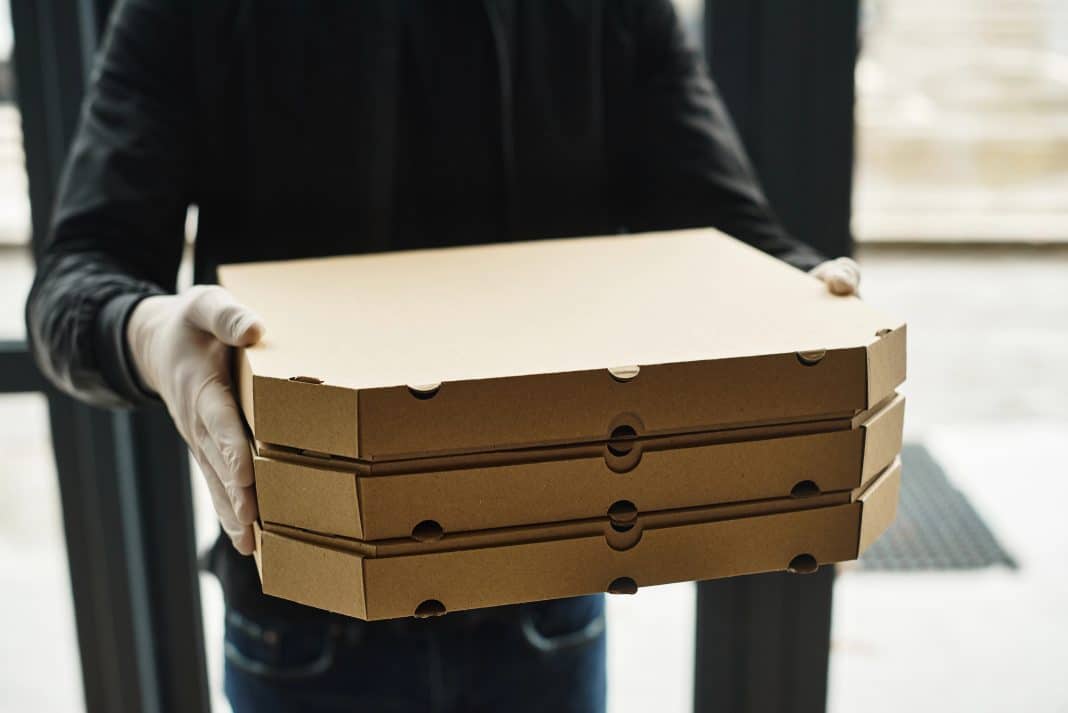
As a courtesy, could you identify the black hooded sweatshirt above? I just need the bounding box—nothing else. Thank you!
[26,0,824,620]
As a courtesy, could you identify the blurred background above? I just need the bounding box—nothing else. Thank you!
[1,0,1065,711]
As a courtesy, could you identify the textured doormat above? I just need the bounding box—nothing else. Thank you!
[859,444,1017,571]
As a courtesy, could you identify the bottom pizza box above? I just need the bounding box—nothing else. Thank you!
[254,458,900,621]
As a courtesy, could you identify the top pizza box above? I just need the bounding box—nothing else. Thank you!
[219,228,906,461]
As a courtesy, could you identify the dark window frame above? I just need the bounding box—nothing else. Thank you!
[10,2,210,712]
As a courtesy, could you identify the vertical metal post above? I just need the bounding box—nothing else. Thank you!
[694,2,858,712]
[11,1,211,711]
[704,0,858,260]
[0,340,47,393]
[11,1,89,260]
[694,568,836,713]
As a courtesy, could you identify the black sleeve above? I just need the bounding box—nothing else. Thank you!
[25,0,193,408]
[623,0,825,270]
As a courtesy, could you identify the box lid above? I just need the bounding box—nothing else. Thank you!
[221,229,906,459]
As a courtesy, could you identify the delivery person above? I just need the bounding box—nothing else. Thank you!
[26,1,860,711]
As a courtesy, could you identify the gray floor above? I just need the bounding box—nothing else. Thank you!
[858,444,1017,571]
[827,246,1068,713]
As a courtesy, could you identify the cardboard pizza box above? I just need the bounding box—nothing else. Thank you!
[252,458,901,620]
[220,229,906,461]
[254,394,904,540]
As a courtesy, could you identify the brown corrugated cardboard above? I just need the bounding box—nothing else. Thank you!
[255,394,904,540]
[254,458,901,620]
[266,489,853,558]
[220,229,906,460]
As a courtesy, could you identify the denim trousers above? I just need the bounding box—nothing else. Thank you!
[224,594,606,713]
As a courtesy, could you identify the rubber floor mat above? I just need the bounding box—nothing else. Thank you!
[859,444,1016,570]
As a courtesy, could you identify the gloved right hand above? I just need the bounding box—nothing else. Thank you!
[126,285,265,555]
[809,257,861,296]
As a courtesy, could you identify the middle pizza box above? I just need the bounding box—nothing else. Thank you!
[253,393,904,541]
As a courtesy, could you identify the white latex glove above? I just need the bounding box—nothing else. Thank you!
[810,257,861,296]
[126,285,265,554]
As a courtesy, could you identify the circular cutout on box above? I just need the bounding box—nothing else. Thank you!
[796,350,826,366]
[605,450,642,474]
[790,480,821,498]
[604,414,645,473]
[607,500,638,524]
[787,553,819,575]
[407,383,441,400]
[607,425,638,457]
[606,524,642,551]
[289,375,324,384]
[411,519,444,542]
[608,365,640,383]
[414,599,447,618]
[607,576,638,595]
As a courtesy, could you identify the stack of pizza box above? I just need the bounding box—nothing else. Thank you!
[220,228,906,621]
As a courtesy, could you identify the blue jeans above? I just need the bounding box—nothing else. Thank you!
[224,595,606,712]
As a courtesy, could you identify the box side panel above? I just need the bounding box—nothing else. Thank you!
[252,377,359,458]
[268,400,906,542]
[858,459,902,554]
[260,396,901,542]
[359,504,861,620]
[357,428,864,540]
[253,521,264,579]
[255,456,363,539]
[859,394,905,488]
[259,530,367,619]
[866,324,907,408]
[236,348,256,434]
[357,350,868,460]
[267,491,851,559]
[356,411,859,474]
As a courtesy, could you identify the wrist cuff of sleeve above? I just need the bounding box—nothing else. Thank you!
[95,290,164,406]
[786,247,828,273]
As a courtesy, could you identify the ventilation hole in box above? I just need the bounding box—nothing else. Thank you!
[411,520,444,542]
[607,576,638,595]
[787,553,819,575]
[607,425,637,456]
[876,328,892,337]
[413,599,447,618]
[407,383,441,400]
[610,521,635,534]
[796,350,826,366]
[607,499,638,523]
[790,480,821,498]
[289,375,324,384]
